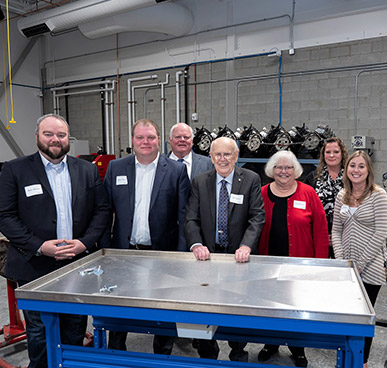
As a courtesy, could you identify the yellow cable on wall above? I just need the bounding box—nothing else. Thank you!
[2,23,9,130]
[6,0,15,125]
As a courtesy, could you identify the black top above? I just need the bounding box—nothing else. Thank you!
[268,185,293,256]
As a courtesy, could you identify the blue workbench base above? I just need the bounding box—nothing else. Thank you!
[19,299,372,368]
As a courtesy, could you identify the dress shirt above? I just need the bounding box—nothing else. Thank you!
[215,171,233,244]
[40,153,72,242]
[130,153,159,245]
[169,151,192,179]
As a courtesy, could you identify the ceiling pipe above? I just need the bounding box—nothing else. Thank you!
[17,0,170,37]
[78,2,193,39]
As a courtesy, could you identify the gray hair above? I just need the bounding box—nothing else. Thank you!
[169,123,194,138]
[265,150,303,179]
[210,137,239,153]
[35,113,70,135]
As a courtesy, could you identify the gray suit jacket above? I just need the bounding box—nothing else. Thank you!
[184,166,265,254]
[191,152,213,180]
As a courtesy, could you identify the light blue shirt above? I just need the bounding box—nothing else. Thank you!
[215,170,234,244]
[40,153,73,243]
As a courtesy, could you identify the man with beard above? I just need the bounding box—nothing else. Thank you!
[0,113,110,368]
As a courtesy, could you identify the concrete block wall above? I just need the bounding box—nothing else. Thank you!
[47,36,387,185]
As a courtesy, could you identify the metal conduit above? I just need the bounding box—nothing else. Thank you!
[354,67,387,135]
[51,80,115,154]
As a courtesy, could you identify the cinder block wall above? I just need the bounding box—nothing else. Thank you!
[51,36,387,184]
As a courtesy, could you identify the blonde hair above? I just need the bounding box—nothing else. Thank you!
[132,119,160,137]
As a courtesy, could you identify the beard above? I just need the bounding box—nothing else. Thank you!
[37,138,70,161]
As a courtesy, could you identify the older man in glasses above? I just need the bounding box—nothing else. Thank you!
[184,136,265,362]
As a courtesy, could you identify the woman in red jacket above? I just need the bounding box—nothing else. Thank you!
[257,150,329,367]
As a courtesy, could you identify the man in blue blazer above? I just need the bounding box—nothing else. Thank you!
[101,119,191,353]
[168,123,213,181]
[0,114,110,368]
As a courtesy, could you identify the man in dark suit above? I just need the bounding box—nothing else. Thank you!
[0,114,110,368]
[101,118,191,353]
[184,136,265,362]
[168,122,213,181]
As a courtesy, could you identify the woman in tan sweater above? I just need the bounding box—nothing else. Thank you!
[332,150,387,368]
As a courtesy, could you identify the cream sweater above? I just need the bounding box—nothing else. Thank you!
[332,186,387,285]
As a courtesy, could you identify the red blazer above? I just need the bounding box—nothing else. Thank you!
[258,181,329,258]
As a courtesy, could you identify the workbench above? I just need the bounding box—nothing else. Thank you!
[16,249,374,368]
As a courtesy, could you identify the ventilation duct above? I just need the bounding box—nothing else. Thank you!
[78,2,193,39]
[17,0,170,38]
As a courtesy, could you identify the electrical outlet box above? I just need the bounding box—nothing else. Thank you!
[192,112,198,121]
[351,136,374,149]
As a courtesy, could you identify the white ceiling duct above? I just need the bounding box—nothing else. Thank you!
[17,0,170,37]
[78,2,193,39]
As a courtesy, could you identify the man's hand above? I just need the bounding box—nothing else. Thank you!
[192,244,210,261]
[41,239,87,260]
[41,239,66,257]
[234,245,250,263]
[54,239,87,260]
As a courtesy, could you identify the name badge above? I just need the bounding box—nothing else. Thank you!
[116,175,128,185]
[230,194,244,204]
[340,204,349,214]
[25,184,43,197]
[293,200,306,210]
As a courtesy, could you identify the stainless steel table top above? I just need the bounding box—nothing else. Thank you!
[16,249,374,325]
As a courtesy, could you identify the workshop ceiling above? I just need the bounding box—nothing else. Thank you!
[1,0,387,38]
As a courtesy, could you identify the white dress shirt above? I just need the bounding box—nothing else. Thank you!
[169,151,192,179]
[130,153,159,245]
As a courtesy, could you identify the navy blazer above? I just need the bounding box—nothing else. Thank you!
[0,152,110,282]
[184,166,265,254]
[101,154,191,251]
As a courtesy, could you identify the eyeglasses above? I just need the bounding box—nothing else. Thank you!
[212,152,234,161]
[274,165,294,172]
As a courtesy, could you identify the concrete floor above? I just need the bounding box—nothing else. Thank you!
[0,278,386,368]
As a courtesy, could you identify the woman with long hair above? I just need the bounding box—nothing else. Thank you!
[332,150,387,368]
[304,137,348,257]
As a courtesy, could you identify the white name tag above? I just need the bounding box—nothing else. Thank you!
[293,200,306,210]
[230,193,244,204]
[25,184,43,197]
[340,204,349,214]
[116,175,128,185]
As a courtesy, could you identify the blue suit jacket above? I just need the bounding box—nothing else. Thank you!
[0,152,110,282]
[101,154,191,251]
